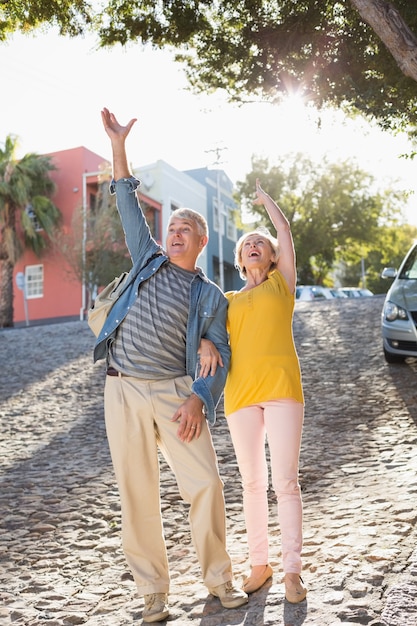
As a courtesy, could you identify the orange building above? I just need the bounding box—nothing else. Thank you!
[12,146,162,327]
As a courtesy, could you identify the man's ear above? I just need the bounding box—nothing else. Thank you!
[200,235,208,249]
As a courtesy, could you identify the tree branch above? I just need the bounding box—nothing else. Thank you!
[350,0,417,81]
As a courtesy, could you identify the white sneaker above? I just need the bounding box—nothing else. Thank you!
[143,593,169,623]
[209,581,248,608]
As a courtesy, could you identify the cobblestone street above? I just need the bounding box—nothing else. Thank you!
[1,296,416,625]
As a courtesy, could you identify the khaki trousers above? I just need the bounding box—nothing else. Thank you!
[104,373,232,595]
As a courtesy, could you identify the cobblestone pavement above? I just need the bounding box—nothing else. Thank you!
[1,296,417,626]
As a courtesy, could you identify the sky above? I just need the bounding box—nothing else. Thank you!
[2,29,417,225]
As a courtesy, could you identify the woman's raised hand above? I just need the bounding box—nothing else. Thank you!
[253,178,269,206]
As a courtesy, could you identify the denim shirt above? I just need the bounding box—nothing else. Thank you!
[93,176,230,425]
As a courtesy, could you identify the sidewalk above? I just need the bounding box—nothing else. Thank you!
[1,296,416,625]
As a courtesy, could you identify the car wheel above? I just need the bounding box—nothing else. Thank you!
[383,347,406,364]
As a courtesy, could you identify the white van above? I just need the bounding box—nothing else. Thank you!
[381,242,417,363]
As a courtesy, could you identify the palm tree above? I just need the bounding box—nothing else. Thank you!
[0,134,61,327]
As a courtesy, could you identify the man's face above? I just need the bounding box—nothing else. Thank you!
[166,217,207,270]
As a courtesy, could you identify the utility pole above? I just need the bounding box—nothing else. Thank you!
[361,257,366,288]
[206,145,227,290]
[81,170,102,320]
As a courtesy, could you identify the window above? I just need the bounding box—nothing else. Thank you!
[89,191,97,213]
[25,265,43,299]
[214,198,236,240]
[144,203,160,241]
[213,197,223,233]
[400,244,417,279]
[226,206,237,241]
[25,205,42,231]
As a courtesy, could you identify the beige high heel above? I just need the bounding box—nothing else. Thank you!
[284,573,307,603]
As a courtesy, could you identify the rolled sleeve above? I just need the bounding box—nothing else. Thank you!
[109,176,141,195]
[191,296,230,425]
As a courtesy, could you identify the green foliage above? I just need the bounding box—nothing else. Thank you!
[2,1,417,132]
[0,136,60,255]
[0,0,92,39]
[235,153,409,285]
[0,133,61,326]
[336,223,417,294]
[21,196,61,256]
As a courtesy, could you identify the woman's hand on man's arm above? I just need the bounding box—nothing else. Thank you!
[198,338,224,378]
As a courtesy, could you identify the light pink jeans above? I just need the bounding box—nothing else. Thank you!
[227,399,304,574]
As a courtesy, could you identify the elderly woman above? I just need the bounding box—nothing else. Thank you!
[224,179,307,604]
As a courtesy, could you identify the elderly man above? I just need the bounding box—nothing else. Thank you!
[93,108,247,623]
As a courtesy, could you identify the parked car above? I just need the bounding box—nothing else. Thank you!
[296,285,338,301]
[381,242,417,363]
[327,288,348,299]
[339,287,374,298]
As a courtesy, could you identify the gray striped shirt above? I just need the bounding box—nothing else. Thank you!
[109,262,195,379]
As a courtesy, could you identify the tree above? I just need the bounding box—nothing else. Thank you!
[53,178,162,310]
[0,135,60,327]
[1,2,417,132]
[350,0,417,81]
[235,154,406,284]
[53,178,132,311]
[336,221,417,293]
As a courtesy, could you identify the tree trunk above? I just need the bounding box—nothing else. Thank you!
[0,259,15,327]
[350,0,417,81]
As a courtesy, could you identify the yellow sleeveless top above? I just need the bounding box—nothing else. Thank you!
[224,270,304,416]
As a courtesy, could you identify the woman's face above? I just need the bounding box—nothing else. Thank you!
[240,234,275,272]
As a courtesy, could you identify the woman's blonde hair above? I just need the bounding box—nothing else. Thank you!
[234,227,280,280]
